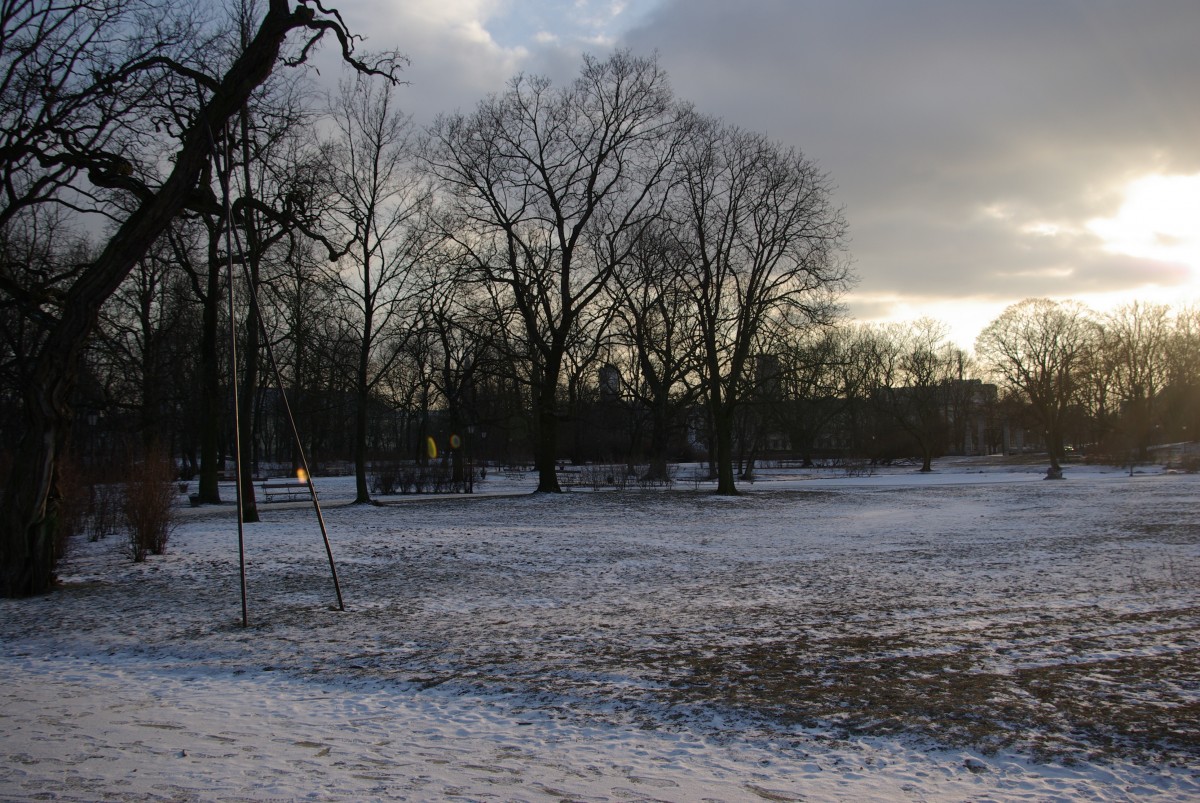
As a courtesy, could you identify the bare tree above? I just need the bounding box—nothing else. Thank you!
[172,44,331,507]
[226,7,345,521]
[1162,305,1200,443]
[1075,323,1119,451]
[93,242,192,451]
[976,298,1095,479]
[321,76,432,503]
[262,234,341,470]
[0,0,403,598]
[1101,301,1172,459]
[0,208,93,446]
[562,289,621,465]
[776,325,860,466]
[164,216,230,502]
[610,225,702,480]
[865,319,962,472]
[416,251,505,485]
[424,52,688,493]
[674,119,850,494]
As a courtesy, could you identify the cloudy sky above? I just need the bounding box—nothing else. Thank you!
[331,0,1200,346]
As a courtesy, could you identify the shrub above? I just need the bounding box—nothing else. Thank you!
[87,481,121,542]
[581,463,635,490]
[370,460,469,495]
[836,456,875,478]
[122,451,177,562]
[370,463,401,495]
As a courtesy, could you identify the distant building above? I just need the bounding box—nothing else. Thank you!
[598,363,621,402]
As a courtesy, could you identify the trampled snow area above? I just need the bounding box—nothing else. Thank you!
[2,458,1198,801]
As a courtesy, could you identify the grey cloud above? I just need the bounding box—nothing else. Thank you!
[619,0,1200,314]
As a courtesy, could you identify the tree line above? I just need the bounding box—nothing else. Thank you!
[743,300,1199,481]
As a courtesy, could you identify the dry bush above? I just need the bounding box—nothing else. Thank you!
[86,480,121,542]
[581,463,638,490]
[371,461,468,495]
[370,462,402,495]
[836,456,876,477]
[122,450,177,562]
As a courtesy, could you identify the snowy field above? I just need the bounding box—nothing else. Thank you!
[2,458,1198,801]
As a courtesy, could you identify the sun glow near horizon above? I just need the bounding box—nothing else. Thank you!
[878,172,1200,352]
[1088,172,1200,292]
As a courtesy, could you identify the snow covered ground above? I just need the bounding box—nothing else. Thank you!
[2,458,1198,801]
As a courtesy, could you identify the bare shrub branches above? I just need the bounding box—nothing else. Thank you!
[120,450,176,562]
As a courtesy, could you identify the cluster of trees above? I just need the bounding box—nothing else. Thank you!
[664,297,1199,485]
[977,298,1200,477]
[0,3,850,595]
[29,52,853,500]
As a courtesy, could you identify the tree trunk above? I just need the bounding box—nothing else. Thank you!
[713,409,738,495]
[533,373,562,493]
[140,313,162,452]
[920,438,933,472]
[1044,422,1065,479]
[534,408,562,493]
[0,370,71,596]
[235,105,267,522]
[353,330,371,504]
[353,391,370,502]
[643,400,670,482]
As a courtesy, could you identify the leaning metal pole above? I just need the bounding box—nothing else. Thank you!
[246,290,345,611]
[220,174,344,613]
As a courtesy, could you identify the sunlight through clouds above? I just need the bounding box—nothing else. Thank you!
[1088,174,1200,281]
[846,294,1012,350]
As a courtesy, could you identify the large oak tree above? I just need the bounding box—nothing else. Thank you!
[976,298,1095,478]
[673,119,849,494]
[424,52,687,493]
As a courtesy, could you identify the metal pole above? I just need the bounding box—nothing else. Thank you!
[217,125,249,629]
[224,192,345,612]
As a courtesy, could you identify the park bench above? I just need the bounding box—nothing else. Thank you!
[261,480,313,503]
